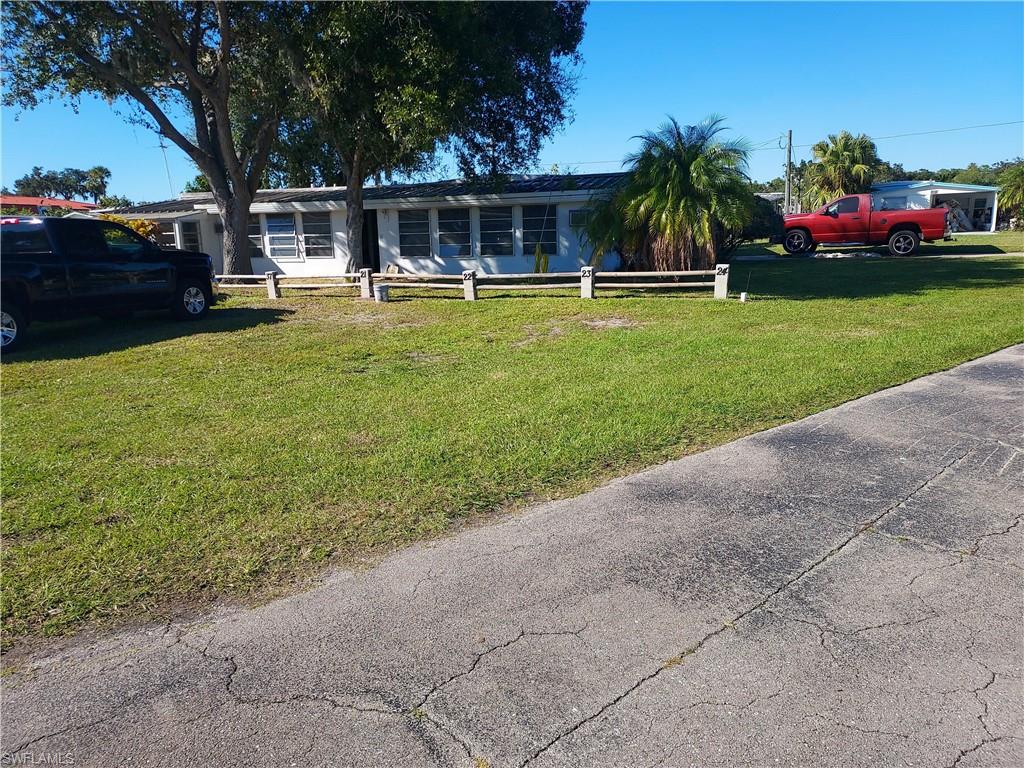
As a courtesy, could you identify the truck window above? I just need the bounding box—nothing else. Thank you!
[97,222,149,257]
[1,224,51,254]
[827,197,860,215]
[58,219,109,260]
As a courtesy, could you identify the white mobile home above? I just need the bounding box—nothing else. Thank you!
[109,173,625,275]
[870,181,1000,232]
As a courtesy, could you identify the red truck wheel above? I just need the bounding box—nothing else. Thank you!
[888,230,920,257]
[783,229,812,254]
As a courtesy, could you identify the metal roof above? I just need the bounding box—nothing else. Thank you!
[108,173,628,215]
[871,180,999,192]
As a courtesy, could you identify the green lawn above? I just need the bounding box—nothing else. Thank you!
[733,230,1024,258]
[2,256,1023,643]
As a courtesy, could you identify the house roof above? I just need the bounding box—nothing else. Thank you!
[1,195,97,210]
[871,180,999,193]
[107,173,628,216]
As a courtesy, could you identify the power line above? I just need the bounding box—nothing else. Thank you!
[550,120,1024,165]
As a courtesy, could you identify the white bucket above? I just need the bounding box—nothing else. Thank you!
[373,284,390,303]
[740,292,750,302]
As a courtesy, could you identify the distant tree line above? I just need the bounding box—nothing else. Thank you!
[6,165,111,203]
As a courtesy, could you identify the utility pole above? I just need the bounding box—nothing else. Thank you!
[783,129,793,214]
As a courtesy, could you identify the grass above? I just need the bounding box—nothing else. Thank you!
[733,230,1024,258]
[2,256,1022,643]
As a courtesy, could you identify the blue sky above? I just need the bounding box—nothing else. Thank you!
[3,1,1022,202]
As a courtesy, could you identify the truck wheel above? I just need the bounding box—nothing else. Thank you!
[1,302,26,353]
[172,280,211,321]
[888,230,920,257]
[783,229,811,254]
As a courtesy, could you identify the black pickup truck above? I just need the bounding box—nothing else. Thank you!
[1,216,216,352]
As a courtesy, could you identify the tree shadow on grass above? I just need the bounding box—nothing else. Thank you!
[738,256,1023,300]
[3,306,292,363]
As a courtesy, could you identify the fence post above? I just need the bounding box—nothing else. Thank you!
[265,271,280,299]
[580,266,595,299]
[462,269,478,301]
[359,268,374,300]
[713,264,730,299]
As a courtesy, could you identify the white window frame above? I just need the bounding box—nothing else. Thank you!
[264,213,303,262]
[479,206,514,258]
[437,207,471,258]
[398,209,431,260]
[179,220,203,252]
[300,212,334,259]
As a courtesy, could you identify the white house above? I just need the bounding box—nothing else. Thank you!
[870,181,1000,232]
[109,173,626,275]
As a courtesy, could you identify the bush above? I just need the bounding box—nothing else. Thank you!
[98,213,160,241]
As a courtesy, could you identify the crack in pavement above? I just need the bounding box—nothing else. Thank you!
[516,448,972,767]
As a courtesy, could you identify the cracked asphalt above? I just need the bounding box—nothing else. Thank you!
[3,346,1022,767]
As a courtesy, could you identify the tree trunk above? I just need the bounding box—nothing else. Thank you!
[346,172,365,272]
[219,196,254,275]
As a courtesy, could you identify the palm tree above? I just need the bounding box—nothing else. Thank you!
[997,164,1024,223]
[584,116,753,271]
[804,131,880,208]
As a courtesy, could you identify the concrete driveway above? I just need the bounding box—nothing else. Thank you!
[3,347,1022,767]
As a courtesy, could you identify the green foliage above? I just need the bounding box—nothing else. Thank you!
[804,131,880,207]
[997,164,1024,227]
[2,1,295,274]
[97,194,133,209]
[584,116,754,270]
[277,2,587,266]
[2,257,1021,640]
[183,174,212,194]
[533,242,550,273]
[11,165,110,202]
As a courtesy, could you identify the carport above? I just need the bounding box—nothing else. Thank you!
[871,181,999,232]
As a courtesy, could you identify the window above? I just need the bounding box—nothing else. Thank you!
[265,213,299,261]
[880,196,907,211]
[437,208,470,257]
[58,220,108,260]
[522,205,557,257]
[0,224,50,254]
[180,221,202,251]
[479,206,513,257]
[827,197,859,215]
[155,222,176,248]
[248,216,265,260]
[569,209,589,228]
[398,209,430,259]
[98,221,147,257]
[302,212,333,259]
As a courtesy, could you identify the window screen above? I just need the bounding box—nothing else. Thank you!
[248,216,265,259]
[398,210,430,259]
[265,214,298,260]
[479,206,513,257]
[437,208,470,257]
[569,209,589,228]
[302,212,333,259]
[155,222,176,248]
[180,221,202,251]
[522,205,557,256]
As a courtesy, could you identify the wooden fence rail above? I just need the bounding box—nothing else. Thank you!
[216,265,731,301]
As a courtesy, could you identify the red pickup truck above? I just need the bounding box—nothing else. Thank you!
[782,194,948,256]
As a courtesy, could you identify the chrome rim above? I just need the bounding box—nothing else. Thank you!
[786,231,806,251]
[183,286,206,315]
[892,234,915,255]
[0,311,16,348]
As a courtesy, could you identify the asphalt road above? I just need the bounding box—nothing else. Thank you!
[3,346,1022,767]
